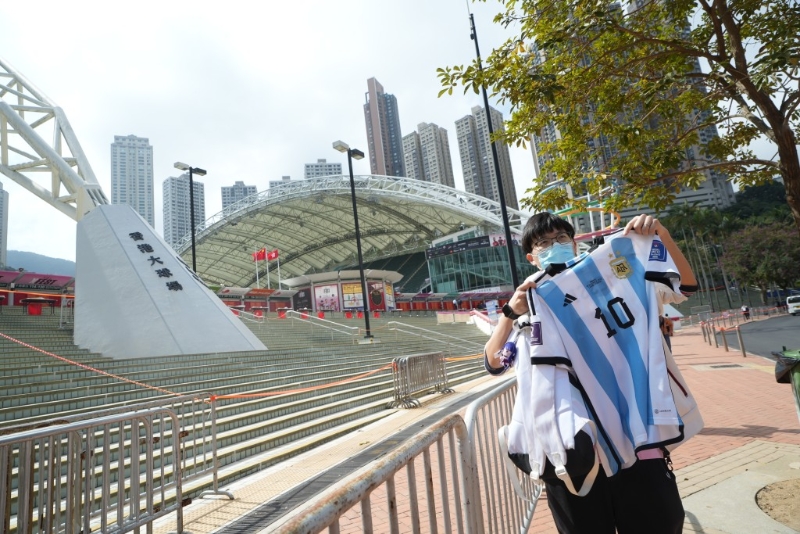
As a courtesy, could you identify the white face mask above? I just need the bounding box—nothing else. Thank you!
[536,241,575,269]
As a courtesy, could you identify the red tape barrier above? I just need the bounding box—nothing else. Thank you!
[211,362,394,401]
[0,331,180,396]
[1,331,483,403]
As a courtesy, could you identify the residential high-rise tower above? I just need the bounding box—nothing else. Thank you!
[304,159,342,179]
[221,181,257,209]
[402,123,455,188]
[110,135,154,226]
[364,78,405,177]
[455,106,518,209]
[163,174,205,250]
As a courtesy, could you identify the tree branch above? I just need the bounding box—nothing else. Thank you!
[657,158,780,182]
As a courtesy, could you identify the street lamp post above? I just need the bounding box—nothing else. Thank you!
[468,13,520,288]
[333,140,372,340]
[174,162,207,272]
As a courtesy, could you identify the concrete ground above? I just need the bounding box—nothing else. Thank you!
[155,318,800,533]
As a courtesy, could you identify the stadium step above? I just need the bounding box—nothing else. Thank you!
[0,309,489,517]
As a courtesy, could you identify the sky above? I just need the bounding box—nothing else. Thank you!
[0,0,537,263]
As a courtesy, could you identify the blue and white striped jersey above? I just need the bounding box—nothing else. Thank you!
[527,232,701,474]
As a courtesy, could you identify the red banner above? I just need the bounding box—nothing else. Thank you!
[252,248,266,261]
[266,249,279,261]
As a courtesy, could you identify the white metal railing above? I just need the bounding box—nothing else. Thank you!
[271,377,538,533]
[282,309,360,340]
[272,413,481,533]
[464,379,540,533]
[470,310,496,336]
[386,321,485,353]
[1,407,185,534]
[0,393,231,534]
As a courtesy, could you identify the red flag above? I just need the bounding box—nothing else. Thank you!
[252,248,266,261]
[266,249,279,261]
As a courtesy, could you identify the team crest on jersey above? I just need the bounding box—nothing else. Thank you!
[609,256,633,279]
[530,322,542,345]
[649,240,667,262]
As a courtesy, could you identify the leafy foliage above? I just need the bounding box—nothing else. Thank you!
[721,180,792,224]
[721,223,800,301]
[439,0,800,234]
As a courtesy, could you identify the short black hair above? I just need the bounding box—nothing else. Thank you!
[521,212,575,254]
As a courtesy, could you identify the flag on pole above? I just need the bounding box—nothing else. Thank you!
[252,248,267,261]
[266,249,279,261]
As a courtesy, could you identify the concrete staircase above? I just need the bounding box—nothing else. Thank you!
[0,306,488,497]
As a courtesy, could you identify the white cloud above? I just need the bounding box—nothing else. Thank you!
[0,0,535,262]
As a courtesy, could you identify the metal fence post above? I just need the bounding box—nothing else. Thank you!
[712,325,719,348]
[736,327,747,358]
[721,328,729,351]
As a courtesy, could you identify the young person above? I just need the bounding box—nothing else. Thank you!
[741,304,751,320]
[485,213,701,534]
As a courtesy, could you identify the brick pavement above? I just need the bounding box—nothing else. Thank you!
[528,320,800,534]
[160,318,800,534]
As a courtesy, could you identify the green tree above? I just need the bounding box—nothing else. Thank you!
[439,1,800,235]
[721,222,800,303]
[721,180,792,224]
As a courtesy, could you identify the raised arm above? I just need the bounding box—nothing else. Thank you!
[484,274,537,370]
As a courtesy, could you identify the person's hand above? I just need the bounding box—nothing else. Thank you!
[506,274,538,315]
[623,214,670,237]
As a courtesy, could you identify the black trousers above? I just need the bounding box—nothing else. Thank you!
[545,458,684,534]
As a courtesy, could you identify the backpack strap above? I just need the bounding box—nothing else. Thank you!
[552,420,601,497]
[498,425,543,503]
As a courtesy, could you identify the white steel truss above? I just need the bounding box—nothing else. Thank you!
[0,57,108,221]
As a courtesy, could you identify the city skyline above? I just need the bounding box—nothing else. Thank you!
[1,2,761,264]
[0,1,539,262]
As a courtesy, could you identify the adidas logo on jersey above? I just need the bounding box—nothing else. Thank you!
[563,294,577,306]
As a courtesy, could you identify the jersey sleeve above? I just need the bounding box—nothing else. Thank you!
[641,235,687,304]
[526,287,570,366]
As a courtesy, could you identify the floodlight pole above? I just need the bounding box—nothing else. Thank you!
[469,13,520,288]
[333,141,372,340]
[174,162,207,272]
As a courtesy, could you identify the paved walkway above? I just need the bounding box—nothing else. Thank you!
[156,318,800,533]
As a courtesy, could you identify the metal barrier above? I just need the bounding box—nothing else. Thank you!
[390,352,453,408]
[464,379,540,533]
[272,377,537,533]
[0,393,231,534]
[272,413,481,533]
[0,407,184,534]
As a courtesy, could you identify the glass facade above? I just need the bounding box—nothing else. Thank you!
[427,243,536,293]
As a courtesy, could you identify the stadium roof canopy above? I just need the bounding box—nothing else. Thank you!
[177,175,534,288]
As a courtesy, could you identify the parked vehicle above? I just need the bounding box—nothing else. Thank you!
[787,295,800,316]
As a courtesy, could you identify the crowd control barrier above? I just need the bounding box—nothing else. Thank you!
[1,407,184,534]
[273,377,538,533]
[390,351,453,408]
[0,393,230,534]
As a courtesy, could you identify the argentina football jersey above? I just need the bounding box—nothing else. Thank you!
[528,232,696,474]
